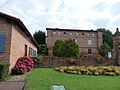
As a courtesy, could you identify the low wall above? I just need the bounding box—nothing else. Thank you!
[36,56,115,68]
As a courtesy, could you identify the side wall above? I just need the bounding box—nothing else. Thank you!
[0,17,12,63]
[9,24,37,70]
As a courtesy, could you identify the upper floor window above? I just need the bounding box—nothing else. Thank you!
[76,33,79,35]
[53,32,56,34]
[88,40,92,45]
[58,32,61,34]
[87,33,90,36]
[70,32,72,35]
[0,34,5,52]
[82,33,84,35]
[64,32,66,34]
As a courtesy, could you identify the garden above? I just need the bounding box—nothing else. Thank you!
[25,68,120,90]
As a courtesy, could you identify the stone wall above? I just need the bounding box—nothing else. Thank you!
[37,56,115,68]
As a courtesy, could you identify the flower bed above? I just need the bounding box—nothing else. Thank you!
[54,66,120,76]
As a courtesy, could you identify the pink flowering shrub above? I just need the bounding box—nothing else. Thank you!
[11,56,35,75]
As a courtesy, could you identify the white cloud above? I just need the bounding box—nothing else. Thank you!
[0,0,120,34]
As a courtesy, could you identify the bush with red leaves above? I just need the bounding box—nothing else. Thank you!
[11,56,35,75]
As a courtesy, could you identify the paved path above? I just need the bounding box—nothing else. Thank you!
[0,81,26,90]
[0,75,26,90]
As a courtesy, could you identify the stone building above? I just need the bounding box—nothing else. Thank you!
[0,12,38,70]
[47,28,103,56]
[112,28,120,66]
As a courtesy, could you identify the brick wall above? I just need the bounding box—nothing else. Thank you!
[0,17,12,63]
[47,28,103,56]
[9,24,37,70]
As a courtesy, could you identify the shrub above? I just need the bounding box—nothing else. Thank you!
[11,56,34,75]
[98,43,112,57]
[32,56,42,68]
[38,44,48,55]
[53,39,80,57]
[0,63,9,81]
[54,66,120,76]
[96,55,106,64]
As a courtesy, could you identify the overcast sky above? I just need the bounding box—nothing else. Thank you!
[0,0,120,35]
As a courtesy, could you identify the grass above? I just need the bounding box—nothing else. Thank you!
[26,68,120,90]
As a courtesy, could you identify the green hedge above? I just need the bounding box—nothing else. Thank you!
[0,63,9,81]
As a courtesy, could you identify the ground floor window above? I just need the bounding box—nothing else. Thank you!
[29,47,37,57]
[88,48,92,54]
[0,34,5,52]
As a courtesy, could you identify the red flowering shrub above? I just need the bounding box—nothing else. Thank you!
[11,56,35,75]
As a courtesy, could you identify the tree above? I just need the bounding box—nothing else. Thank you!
[98,43,112,58]
[38,44,48,56]
[97,28,113,48]
[52,39,63,57]
[53,39,80,57]
[33,31,46,45]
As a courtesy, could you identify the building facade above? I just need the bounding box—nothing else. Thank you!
[112,28,120,66]
[47,28,103,56]
[0,12,38,70]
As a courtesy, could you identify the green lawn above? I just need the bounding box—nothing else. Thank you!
[25,68,120,90]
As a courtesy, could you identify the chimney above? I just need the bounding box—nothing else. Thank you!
[116,28,119,32]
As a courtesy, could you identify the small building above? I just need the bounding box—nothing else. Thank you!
[0,12,38,70]
[47,28,103,56]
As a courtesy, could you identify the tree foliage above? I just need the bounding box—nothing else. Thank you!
[53,39,80,57]
[33,31,46,45]
[38,44,48,56]
[98,43,112,58]
[97,28,113,48]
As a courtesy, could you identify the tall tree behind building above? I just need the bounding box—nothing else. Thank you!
[97,28,113,48]
[33,31,48,55]
[33,30,46,45]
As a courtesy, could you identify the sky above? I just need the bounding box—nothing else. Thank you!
[0,0,120,35]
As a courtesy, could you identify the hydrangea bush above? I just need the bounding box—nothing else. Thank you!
[11,56,35,75]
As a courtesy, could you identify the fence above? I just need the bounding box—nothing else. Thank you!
[37,56,115,68]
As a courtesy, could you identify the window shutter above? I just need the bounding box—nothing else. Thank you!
[0,34,5,52]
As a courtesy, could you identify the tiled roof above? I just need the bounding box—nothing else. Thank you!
[46,28,98,32]
[0,12,38,48]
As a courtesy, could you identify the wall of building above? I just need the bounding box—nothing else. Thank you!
[9,24,37,70]
[0,17,12,63]
[47,29,102,56]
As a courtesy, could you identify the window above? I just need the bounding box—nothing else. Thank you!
[87,33,90,36]
[76,33,79,35]
[25,44,28,56]
[88,40,92,45]
[0,34,5,52]
[70,32,72,35]
[58,32,61,34]
[53,32,56,34]
[82,33,84,35]
[29,47,37,57]
[88,48,92,54]
[64,32,66,34]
